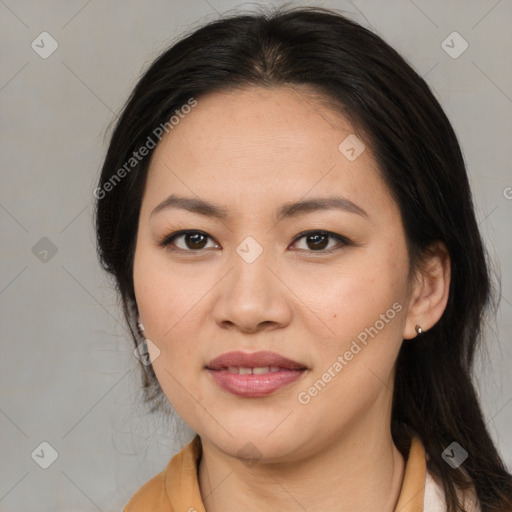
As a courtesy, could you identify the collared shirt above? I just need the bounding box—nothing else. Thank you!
[123,433,480,512]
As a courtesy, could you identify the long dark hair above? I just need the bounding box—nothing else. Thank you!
[94,6,512,511]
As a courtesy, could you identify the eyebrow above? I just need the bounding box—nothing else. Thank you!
[150,194,369,222]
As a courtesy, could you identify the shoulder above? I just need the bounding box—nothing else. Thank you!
[122,436,202,512]
[424,470,481,512]
[123,468,171,512]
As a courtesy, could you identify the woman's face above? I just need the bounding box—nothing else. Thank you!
[133,86,416,461]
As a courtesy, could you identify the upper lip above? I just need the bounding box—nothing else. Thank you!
[206,351,307,370]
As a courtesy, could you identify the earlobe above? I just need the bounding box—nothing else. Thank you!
[136,314,145,334]
[403,242,451,340]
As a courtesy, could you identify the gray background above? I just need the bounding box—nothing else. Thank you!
[1,0,511,510]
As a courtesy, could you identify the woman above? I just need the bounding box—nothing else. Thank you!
[94,6,512,512]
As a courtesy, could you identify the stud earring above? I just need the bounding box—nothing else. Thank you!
[136,316,144,333]
[415,324,423,335]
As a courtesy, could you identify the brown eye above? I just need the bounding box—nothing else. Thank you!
[305,233,329,250]
[182,232,209,250]
[291,231,349,253]
[158,230,218,251]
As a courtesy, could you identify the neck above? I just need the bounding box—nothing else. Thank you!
[198,421,406,512]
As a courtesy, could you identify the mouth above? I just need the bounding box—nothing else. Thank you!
[213,365,286,374]
[206,351,308,398]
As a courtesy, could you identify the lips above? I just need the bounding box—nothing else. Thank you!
[206,351,307,398]
[206,350,307,371]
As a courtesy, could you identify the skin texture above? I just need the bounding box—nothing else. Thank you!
[133,86,451,512]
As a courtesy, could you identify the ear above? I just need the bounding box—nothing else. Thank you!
[403,241,451,340]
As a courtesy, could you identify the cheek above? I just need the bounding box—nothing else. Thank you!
[296,271,407,416]
[133,245,212,377]
[134,243,194,331]
[133,249,208,412]
[290,253,407,339]
[292,255,409,393]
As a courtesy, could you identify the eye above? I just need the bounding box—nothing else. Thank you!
[157,230,219,251]
[290,231,350,253]
[157,229,350,254]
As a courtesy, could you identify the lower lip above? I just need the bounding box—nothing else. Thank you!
[206,368,305,398]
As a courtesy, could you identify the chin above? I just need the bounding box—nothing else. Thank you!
[198,422,305,463]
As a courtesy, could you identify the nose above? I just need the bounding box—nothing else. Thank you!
[210,245,293,334]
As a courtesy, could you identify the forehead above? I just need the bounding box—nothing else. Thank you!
[143,86,395,221]
[157,85,352,161]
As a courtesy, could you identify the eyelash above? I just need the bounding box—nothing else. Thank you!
[156,229,351,255]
